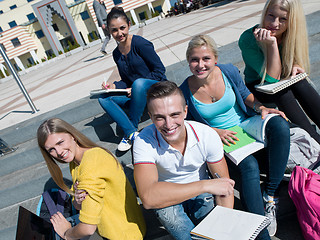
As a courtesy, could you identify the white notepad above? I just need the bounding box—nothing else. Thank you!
[255,72,308,94]
[90,88,129,96]
[191,206,270,240]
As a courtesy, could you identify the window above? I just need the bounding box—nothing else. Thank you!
[35,30,45,39]
[0,44,6,52]
[27,0,34,2]
[27,13,36,21]
[45,49,54,58]
[80,11,90,20]
[13,63,21,72]
[11,38,21,47]
[113,0,122,5]
[139,12,146,21]
[10,5,17,10]
[27,57,35,65]
[52,24,59,31]
[0,26,3,33]
[0,10,3,14]
[154,6,163,13]
[9,21,17,28]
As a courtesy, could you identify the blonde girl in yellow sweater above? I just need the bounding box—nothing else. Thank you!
[37,118,146,240]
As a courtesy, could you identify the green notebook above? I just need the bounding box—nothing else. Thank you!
[223,126,256,153]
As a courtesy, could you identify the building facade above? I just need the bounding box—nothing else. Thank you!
[0,0,171,77]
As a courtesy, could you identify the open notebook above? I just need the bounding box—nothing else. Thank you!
[191,206,269,240]
[255,72,308,94]
[90,88,129,96]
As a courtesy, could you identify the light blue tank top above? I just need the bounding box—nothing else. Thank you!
[191,72,246,129]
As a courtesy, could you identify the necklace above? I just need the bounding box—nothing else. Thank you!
[202,89,216,102]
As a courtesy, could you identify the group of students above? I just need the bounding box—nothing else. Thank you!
[36,0,320,239]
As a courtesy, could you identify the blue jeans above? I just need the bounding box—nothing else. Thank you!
[154,193,214,240]
[235,116,290,240]
[98,78,158,138]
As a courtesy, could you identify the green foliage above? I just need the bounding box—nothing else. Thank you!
[0,71,4,78]
[64,47,69,53]
[88,33,93,42]
[144,11,149,20]
[58,50,63,55]
[68,40,74,50]
[41,58,46,62]
[92,31,99,40]
[4,68,9,76]
[131,17,136,25]
[152,10,160,18]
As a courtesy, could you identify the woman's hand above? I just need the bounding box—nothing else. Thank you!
[254,28,277,45]
[260,106,288,121]
[73,181,88,210]
[127,88,132,97]
[50,212,72,239]
[213,128,239,146]
[101,81,116,89]
[291,64,305,77]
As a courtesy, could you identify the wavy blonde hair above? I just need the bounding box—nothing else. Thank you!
[259,0,309,80]
[37,118,118,195]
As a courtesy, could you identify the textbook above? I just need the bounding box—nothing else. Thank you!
[90,88,129,96]
[190,206,269,240]
[223,114,278,165]
[255,72,308,94]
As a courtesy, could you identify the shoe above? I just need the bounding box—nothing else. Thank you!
[100,50,107,55]
[117,137,132,151]
[117,132,139,152]
[263,192,279,237]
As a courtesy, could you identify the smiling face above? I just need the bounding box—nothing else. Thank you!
[44,132,79,164]
[108,17,130,43]
[188,45,217,80]
[148,93,187,147]
[263,4,288,39]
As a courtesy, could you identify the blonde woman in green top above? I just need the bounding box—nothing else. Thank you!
[239,0,320,143]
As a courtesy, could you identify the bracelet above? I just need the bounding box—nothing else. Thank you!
[253,102,262,114]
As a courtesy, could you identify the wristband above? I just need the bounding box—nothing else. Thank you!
[253,102,262,114]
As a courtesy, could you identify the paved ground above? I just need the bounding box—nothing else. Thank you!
[1,0,319,130]
[0,0,319,239]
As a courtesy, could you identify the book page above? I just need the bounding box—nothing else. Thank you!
[191,206,268,240]
[239,114,278,142]
[223,126,256,153]
[90,88,129,96]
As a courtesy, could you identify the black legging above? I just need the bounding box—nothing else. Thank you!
[247,78,320,144]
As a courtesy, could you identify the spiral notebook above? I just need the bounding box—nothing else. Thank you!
[255,72,308,94]
[190,206,270,240]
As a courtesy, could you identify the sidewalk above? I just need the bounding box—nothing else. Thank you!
[1,0,319,131]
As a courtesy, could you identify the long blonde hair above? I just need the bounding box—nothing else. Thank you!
[37,118,118,194]
[259,0,309,80]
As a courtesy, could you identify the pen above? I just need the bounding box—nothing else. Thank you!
[214,173,221,179]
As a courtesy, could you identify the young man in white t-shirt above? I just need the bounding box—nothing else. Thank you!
[133,81,234,240]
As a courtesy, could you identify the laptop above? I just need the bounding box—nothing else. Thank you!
[16,206,55,240]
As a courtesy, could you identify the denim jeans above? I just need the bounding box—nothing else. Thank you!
[235,116,290,240]
[154,193,214,240]
[98,78,158,138]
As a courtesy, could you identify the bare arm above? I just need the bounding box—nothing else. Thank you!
[244,93,287,120]
[207,157,234,208]
[50,212,96,240]
[134,163,234,209]
[254,28,281,80]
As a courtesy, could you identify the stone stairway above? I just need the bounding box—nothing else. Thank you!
[1,25,319,237]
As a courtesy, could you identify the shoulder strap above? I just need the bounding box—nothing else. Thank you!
[42,189,67,216]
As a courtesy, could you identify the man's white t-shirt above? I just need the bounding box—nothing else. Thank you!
[133,120,224,184]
